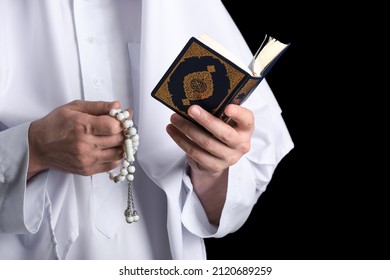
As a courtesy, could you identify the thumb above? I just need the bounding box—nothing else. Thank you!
[71,100,121,116]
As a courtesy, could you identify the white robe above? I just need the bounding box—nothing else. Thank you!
[0,0,294,259]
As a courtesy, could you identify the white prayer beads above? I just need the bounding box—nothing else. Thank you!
[107,108,140,223]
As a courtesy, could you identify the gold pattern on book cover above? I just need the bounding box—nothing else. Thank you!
[183,70,214,105]
[230,78,258,105]
[154,41,246,115]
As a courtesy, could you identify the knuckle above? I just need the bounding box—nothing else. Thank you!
[73,142,93,165]
[227,153,239,166]
[225,149,244,166]
[105,123,116,135]
[199,113,212,127]
[69,100,81,107]
[219,129,234,143]
[186,145,200,160]
[73,120,88,134]
[240,142,251,154]
[202,137,214,150]
[78,169,91,176]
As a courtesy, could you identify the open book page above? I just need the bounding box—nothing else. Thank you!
[198,33,252,75]
[250,35,289,76]
[199,33,289,77]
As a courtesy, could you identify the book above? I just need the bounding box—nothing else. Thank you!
[151,33,290,123]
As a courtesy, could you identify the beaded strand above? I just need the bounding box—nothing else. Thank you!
[107,108,140,223]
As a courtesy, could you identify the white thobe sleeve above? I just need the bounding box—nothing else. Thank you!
[0,122,47,234]
[180,80,294,238]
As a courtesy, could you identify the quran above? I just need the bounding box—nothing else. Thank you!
[151,33,290,123]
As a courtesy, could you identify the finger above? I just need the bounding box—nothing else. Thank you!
[70,100,121,116]
[53,145,124,176]
[221,104,255,132]
[166,123,227,172]
[73,114,123,136]
[169,113,230,159]
[89,161,122,175]
[83,109,134,137]
[187,105,239,146]
[91,107,134,136]
[97,146,124,164]
[73,159,123,176]
[94,133,124,150]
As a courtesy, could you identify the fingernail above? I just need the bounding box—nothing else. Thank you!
[189,106,201,117]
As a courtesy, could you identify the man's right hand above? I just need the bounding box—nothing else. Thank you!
[27,100,130,179]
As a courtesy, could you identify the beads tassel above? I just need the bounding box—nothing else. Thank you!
[107,108,140,223]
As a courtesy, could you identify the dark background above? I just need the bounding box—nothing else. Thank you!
[205,1,388,259]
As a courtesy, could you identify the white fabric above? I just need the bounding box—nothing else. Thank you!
[0,0,294,259]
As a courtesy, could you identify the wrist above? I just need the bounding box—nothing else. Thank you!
[27,121,47,179]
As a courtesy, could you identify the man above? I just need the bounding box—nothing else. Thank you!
[0,0,293,259]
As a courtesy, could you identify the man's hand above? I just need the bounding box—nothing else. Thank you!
[28,100,130,179]
[166,104,255,224]
[167,104,254,174]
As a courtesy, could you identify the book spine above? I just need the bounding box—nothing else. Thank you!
[218,76,262,123]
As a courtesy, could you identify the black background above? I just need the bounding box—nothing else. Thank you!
[205,1,388,259]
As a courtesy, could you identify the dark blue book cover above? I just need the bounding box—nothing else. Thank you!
[151,36,288,123]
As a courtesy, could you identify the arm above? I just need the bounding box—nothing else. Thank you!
[167,81,294,235]
[1,100,130,234]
